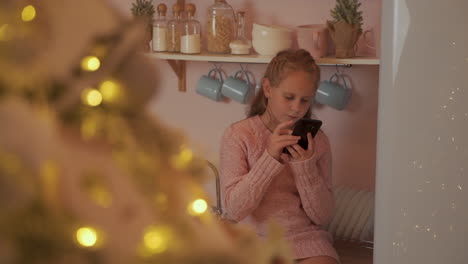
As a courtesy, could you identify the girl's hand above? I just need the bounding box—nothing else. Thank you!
[266,120,300,161]
[285,132,315,161]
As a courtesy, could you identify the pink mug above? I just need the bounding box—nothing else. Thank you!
[362,28,379,57]
[296,24,329,58]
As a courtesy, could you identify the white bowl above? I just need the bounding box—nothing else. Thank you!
[252,38,292,55]
[252,23,292,55]
[253,23,291,34]
[252,23,292,41]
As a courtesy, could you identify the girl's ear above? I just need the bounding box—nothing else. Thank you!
[262,78,272,98]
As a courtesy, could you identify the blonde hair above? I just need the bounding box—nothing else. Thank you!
[247,49,320,118]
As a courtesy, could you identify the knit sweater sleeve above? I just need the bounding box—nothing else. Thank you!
[219,124,285,222]
[289,131,335,227]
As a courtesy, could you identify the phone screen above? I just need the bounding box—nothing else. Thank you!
[283,118,323,154]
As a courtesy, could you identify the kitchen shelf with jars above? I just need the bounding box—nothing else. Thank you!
[148,0,379,92]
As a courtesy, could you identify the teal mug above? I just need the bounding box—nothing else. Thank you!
[196,68,224,102]
[221,70,253,104]
[315,73,352,110]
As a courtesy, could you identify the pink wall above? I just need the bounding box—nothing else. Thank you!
[110,0,381,192]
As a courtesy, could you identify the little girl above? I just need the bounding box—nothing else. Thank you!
[219,49,338,264]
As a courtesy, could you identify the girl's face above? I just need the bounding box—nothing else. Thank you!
[263,70,317,124]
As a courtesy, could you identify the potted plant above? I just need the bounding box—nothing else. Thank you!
[131,0,155,51]
[327,0,363,58]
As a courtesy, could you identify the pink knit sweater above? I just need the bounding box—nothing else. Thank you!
[219,115,338,261]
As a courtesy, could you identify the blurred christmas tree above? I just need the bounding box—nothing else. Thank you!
[0,0,292,264]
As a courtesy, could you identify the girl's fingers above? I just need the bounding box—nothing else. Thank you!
[286,146,299,158]
[290,144,304,153]
[278,140,300,149]
[276,135,300,142]
[289,142,316,161]
[307,132,314,149]
[274,120,295,135]
[277,128,294,135]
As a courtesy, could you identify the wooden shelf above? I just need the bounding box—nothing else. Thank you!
[149,52,380,65]
[147,52,380,91]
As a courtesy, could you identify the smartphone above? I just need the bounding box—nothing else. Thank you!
[283,118,323,155]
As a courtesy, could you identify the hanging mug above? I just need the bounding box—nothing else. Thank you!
[221,69,253,104]
[315,73,352,110]
[196,68,224,102]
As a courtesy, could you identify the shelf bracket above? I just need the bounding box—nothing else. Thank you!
[167,59,186,92]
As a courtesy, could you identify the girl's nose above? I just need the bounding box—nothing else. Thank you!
[290,100,301,112]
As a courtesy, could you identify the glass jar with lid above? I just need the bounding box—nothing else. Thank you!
[229,11,251,55]
[181,3,201,54]
[167,3,182,52]
[152,3,168,52]
[206,0,236,54]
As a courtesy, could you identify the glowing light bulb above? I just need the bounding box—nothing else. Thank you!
[99,79,121,102]
[179,148,193,162]
[76,227,98,247]
[143,226,170,254]
[188,198,208,215]
[21,5,36,22]
[81,56,101,72]
[82,88,103,106]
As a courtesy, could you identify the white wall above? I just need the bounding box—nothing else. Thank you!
[374,0,468,263]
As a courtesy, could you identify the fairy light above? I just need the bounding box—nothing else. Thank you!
[179,148,193,162]
[81,56,101,72]
[81,117,98,139]
[171,146,193,170]
[152,193,168,212]
[39,161,59,208]
[99,79,121,102]
[155,192,167,205]
[82,88,103,107]
[0,24,10,41]
[21,5,36,22]
[143,226,170,254]
[90,187,112,208]
[76,227,98,247]
[188,198,208,215]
